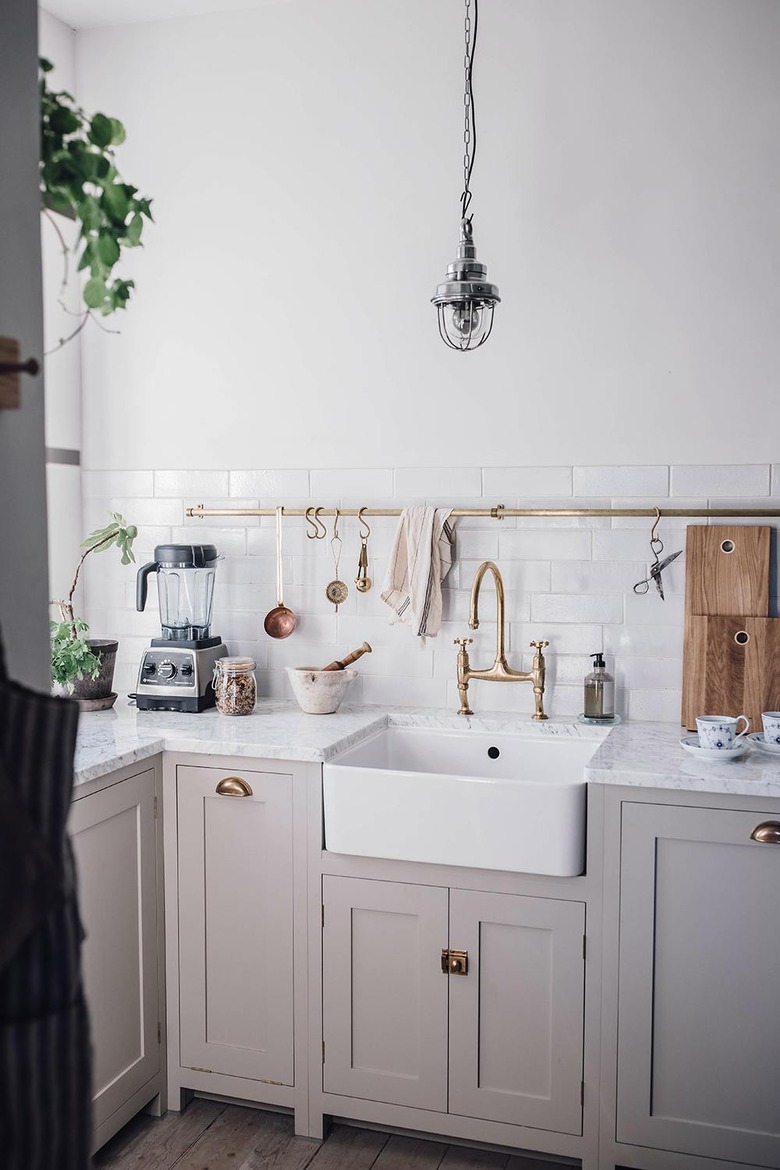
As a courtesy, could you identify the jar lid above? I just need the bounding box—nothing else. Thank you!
[215,656,256,671]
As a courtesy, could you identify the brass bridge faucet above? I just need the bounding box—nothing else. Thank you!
[454,561,549,719]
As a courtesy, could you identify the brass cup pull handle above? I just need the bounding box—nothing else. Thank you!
[215,776,254,798]
[750,821,780,845]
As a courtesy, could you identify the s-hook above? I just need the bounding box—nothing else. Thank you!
[633,507,682,600]
[305,506,327,540]
[355,507,373,593]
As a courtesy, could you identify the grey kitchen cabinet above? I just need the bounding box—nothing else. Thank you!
[176,763,294,1086]
[615,800,780,1168]
[69,760,164,1153]
[322,875,585,1136]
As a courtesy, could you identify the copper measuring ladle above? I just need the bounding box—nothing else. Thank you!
[263,507,297,639]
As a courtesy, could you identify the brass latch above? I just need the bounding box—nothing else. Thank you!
[441,948,469,976]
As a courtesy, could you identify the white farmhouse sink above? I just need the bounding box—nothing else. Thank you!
[323,725,605,877]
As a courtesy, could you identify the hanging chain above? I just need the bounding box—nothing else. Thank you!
[461,0,478,221]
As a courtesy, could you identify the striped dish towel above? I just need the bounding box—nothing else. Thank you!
[381,506,455,641]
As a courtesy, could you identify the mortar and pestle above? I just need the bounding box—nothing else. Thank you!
[286,642,371,714]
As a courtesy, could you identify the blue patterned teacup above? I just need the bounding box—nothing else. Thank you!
[696,714,750,750]
[761,712,780,745]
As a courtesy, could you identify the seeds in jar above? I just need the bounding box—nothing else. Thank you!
[213,658,256,715]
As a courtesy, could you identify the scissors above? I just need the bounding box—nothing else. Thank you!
[633,549,682,599]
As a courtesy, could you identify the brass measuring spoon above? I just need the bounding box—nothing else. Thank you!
[355,507,373,593]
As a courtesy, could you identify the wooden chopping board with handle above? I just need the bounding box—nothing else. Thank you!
[682,616,780,731]
[683,525,770,616]
[681,525,772,728]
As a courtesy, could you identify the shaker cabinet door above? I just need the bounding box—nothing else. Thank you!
[322,876,449,1111]
[177,765,294,1086]
[69,767,160,1135]
[448,889,585,1135]
[617,802,780,1167]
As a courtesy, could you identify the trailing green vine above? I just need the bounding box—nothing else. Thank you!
[39,57,153,345]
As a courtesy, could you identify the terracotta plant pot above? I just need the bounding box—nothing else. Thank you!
[72,639,119,710]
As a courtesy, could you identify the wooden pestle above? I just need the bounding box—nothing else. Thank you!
[319,642,372,672]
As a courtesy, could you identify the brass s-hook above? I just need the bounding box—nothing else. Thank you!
[650,506,662,549]
[358,507,371,541]
[305,506,322,540]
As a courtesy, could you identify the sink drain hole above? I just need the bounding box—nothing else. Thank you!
[487,746,500,759]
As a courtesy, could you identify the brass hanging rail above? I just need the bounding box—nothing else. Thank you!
[186,504,780,520]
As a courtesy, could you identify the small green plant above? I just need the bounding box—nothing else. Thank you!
[39,57,153,348]
[50,513,137,691]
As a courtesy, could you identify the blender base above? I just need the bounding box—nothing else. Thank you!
[134,640,227,713]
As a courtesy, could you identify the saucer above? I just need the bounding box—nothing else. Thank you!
[746,731,780,755]
[679,735,748,762]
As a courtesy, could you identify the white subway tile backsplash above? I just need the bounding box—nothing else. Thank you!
[229,469,310,497]
[622,589,684,626]
[154,470,229,497]
[626,689,683,723]
[552,561,644,594]
[82,470,154,498]
[603,623,684,658]
[574,465,668,497]
[482,467,573,498]
[311,468,394,498]
[592,528,686,562]
[509,622,603,656]
[394,467,483,497]
[83,463,780,723]
[671,464,770,496]
[531,593,623,624]
[110,497,184,526]
[499,529,592,560]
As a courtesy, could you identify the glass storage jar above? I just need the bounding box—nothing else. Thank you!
[213,656,256,715]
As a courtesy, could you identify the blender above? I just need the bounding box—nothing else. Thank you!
[134,544,227,711]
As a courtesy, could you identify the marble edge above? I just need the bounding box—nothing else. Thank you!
[74,739,165,787]
[73,704,780,798]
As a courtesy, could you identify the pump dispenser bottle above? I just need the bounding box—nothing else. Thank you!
[584,653,615,720]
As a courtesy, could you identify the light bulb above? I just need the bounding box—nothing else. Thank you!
[451,303,482,337]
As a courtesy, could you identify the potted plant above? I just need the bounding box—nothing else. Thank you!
[39,57,153,350]
[51,512,137,709]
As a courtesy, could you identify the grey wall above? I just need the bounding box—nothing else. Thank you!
[0,0,51,689]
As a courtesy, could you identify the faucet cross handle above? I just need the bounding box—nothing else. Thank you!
[529,640,549,651]
[454,637,474,648]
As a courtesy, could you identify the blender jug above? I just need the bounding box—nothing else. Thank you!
[136,544,220,641]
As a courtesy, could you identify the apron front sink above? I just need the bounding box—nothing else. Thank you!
[323,724,606,876]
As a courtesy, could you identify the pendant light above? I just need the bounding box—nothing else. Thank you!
[432,0,500,351]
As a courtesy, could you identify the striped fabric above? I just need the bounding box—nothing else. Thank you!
[0,636,92,1170]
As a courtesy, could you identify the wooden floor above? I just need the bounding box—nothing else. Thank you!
[92,1101,570,1170]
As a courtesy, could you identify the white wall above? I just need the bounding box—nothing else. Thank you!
[73,0,780,472]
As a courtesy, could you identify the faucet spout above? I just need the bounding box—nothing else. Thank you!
[456,560,549,719]
[468,560,509,667]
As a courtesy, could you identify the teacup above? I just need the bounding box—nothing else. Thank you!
[761,711,780,745]
[696,714,750,750]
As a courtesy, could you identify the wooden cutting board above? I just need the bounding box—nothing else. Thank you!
[683,525,770,617]
[681,615,780,731]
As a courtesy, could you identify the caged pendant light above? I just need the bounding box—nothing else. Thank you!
[432,0,500,351]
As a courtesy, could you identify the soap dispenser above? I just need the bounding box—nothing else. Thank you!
[584,653,615,721]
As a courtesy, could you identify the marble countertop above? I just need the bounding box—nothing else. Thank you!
[73,698,780,799]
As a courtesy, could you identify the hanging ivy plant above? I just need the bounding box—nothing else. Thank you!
[39,57,153,345]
